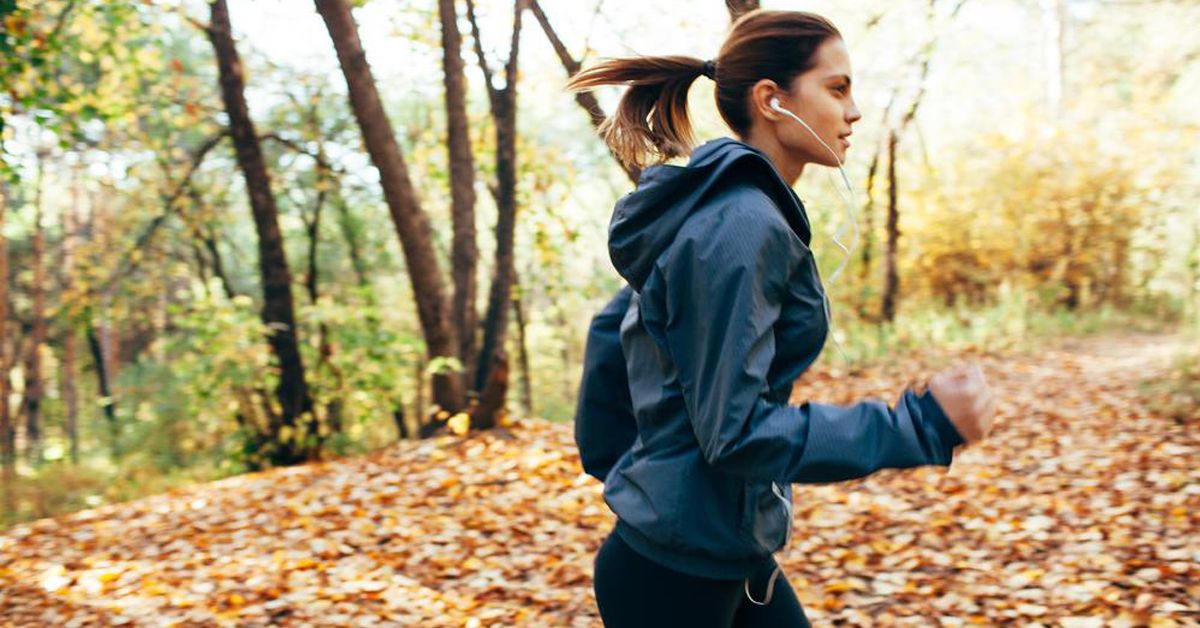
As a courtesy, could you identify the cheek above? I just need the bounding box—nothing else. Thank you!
[820,96,846,123]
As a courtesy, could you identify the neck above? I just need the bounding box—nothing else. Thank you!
[740,129,805,186]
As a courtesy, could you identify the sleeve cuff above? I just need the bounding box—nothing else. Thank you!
[915,388,966,456]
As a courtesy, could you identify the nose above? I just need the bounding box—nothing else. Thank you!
[846,98,862,125]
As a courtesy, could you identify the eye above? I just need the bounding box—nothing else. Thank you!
[835,84,850,94]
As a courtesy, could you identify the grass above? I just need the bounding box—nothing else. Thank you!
[829,287,1188,365]
[0,455,231,530]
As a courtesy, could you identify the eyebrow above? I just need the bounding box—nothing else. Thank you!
[826,74,852,85]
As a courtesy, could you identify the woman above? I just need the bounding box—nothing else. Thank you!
[568,9,997,628]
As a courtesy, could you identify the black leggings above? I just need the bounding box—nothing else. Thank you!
[592,529,810,628]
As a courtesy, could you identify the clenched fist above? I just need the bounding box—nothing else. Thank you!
[926,363,996,444]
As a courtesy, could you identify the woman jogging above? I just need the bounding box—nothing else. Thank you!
[568,9,998,627]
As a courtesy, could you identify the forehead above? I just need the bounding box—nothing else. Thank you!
[803,37,852,79]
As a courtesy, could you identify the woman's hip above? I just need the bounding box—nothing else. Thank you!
[591,527,809,628]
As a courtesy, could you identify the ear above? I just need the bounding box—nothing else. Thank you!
[750,79,784,122]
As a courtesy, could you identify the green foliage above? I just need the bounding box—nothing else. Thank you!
[1,1,155,180]
[826,282,1180,366]
[0,457,228,529]
[1140,325,1200,428]
[128,289,274,473]
[295,293,427,451]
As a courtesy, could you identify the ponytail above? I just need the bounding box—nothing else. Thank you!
[565,55,711,172]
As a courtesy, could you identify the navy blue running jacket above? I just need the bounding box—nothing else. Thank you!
[574,137,965,580]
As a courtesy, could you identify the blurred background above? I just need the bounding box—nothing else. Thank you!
[1,0,1197,526]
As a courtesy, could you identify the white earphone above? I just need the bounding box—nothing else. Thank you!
[767,95,861,362]
[770,97,843,168]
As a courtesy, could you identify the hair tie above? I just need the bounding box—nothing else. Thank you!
[701,59,717,80]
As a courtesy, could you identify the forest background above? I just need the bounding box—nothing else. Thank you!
[1,0,1197,528]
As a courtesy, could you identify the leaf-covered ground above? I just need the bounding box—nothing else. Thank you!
[1,332,1196,627]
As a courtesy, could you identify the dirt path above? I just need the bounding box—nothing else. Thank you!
[0,332,1195,626]
[780,331,1198,624]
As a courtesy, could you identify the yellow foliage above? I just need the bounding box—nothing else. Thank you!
[447,412,470,436]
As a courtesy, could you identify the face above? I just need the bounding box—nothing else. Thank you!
[766,37,862,169]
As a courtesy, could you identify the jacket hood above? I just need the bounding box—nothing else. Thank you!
[608,137,812,291]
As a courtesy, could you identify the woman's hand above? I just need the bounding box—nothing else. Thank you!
[926,363,996,444]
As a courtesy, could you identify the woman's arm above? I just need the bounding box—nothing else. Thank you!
[651,205,964,484]
[573,285,638,482]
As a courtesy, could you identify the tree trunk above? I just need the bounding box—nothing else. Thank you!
[201,226,238,300]
[875,6,941,323]
[83,187,119,459]
[207,0,317,463]
[86,183,121,392]
[414,354,425,437]
[552,304,574,400]
[467,0,525,423]
[301,152,345,436]
[302,183,324,308]
[0,182,14,482]
[86,323,118,458]
[470,350,508,431]
[21,152,47,466]
[512,277,533,417]
[882,130,900,323]
[333,191,369,291]
[857,143,882,320]
[438,0,481,392]
[187,185,240,300]
[393,406,408,440]
[62,161,81,465]
[190,240,212,299]
[63,327,78,464]
[315,0,465,414]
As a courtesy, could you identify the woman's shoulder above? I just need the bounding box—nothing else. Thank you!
[655,187,808,292]
[676,179,807,253]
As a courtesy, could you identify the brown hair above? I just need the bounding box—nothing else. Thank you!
[565,10,841,171]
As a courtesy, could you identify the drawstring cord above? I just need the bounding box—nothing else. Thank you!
[745,490,788,604]
[743,564,783,605]
[744,482,792,604]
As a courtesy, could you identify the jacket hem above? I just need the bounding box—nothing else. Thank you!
[613,519,773,581]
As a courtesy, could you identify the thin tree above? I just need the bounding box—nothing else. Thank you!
[465,0,527,429]
[206,0,318,464]
[0,181,14,491]
[60,158,82,464]
[882,129,900,322]
[315,0,467,415]
[84,187,118,457]
[439,0,481,391]
[878,0,965,322]
[512,274,533,417]
[20,149,48,466]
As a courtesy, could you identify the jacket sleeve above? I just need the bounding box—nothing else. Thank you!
[656,212,964,484]
[573,286,638,482]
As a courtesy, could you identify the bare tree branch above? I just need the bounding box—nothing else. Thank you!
[528,0,639,183]
[103,131,229,289]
